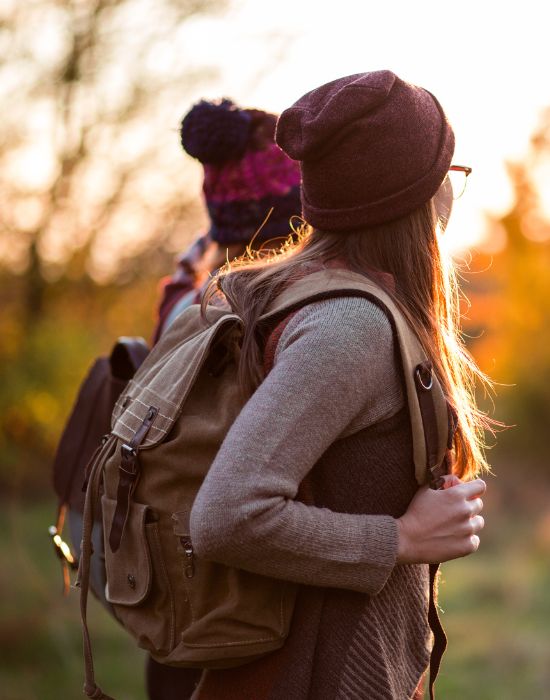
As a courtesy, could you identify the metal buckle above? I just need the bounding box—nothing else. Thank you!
[49,525,78,569]
[121,443,137,460]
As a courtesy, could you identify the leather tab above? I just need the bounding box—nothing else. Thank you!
[108,406,158,553]
[428,564,447,699]
[414,362,449,489]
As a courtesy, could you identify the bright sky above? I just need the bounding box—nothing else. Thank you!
[178,0,550,252]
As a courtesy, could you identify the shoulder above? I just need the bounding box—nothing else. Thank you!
[275,295,395,361]
[269,294,403,428]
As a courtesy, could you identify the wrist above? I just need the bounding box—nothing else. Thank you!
[396,516,413,564]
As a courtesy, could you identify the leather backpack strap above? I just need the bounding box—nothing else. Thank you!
[260,268,449,485]
[76,435,117,700]
[108,406,158,553]
[414,370,458,699]
[262,268,456,696]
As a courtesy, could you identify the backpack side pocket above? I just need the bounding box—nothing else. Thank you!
[102,496,176,654]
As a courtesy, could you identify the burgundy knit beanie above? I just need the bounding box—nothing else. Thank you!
[275,70,455,230]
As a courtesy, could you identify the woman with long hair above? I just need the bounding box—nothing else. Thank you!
[188,71,491,699]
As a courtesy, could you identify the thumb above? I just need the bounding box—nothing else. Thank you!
[441,474,462,490]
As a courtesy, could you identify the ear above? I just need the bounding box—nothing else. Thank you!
[434,177,453,232]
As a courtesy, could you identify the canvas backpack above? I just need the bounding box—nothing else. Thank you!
[76,268,452,700]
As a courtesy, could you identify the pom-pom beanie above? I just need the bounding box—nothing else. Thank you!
[275,70,455,230]
[180,99,301,245]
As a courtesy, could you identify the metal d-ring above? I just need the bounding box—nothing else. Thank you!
[415,364,433,391]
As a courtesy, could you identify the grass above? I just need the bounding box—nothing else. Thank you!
[432,484,550,699]
[1,482,550,700]
[0,499,146,700]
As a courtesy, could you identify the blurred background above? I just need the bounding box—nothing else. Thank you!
[1,0,549,698]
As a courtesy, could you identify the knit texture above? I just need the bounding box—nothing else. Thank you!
[180,100,301,245]
[190,296,404,593]
[276,70,454,229]
[190,295,434,699]
[181,99,252,164]
[203,143,301,245]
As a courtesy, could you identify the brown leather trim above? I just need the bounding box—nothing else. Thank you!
[414,361,448,488]
[108,406,158,553]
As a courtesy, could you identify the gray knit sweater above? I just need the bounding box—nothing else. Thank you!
[190,295,404,595]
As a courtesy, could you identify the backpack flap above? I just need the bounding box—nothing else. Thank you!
[107,306,242,554]
[261,268,450,486]
[111,307,242,449]
[102,496,152,606]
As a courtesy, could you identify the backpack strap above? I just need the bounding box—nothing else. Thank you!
[260,268,449,486]
[262,269,457,697]
[108,405,159,553]
[76,434,118,700]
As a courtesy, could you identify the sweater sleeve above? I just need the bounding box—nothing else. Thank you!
[190,296,404,595]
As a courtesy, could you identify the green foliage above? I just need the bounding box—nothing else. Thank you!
[0,500,146,700]
[0,273,159,496]
[2,487,549,700]
[435,503,550,698]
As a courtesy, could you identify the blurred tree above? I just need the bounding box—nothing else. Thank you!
[465,110,550,465]
[0,0,225,493]
[0,0,224,321]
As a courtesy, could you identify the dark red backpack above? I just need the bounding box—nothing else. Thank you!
[50,337,149,593]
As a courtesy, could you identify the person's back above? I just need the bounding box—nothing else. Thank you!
[185,71,490,700]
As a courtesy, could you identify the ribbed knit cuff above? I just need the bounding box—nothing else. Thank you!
[361,515,399,595]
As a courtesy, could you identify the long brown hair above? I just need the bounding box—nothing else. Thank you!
[203,201,496,479]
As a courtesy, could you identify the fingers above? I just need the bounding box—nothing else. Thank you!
[455,478,487,499]
[470,515,485,534]
[457,514,485,537]
[398,478,487,564]
[468,497,484,517]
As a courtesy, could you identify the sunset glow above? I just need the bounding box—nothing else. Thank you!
[2,0,550,273]
[177,0,550,253]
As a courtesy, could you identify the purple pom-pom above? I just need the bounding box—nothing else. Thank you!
[180,99,252,165]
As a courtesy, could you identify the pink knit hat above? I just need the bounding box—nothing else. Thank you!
[181,100,301,245]
[276,70,455,230]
